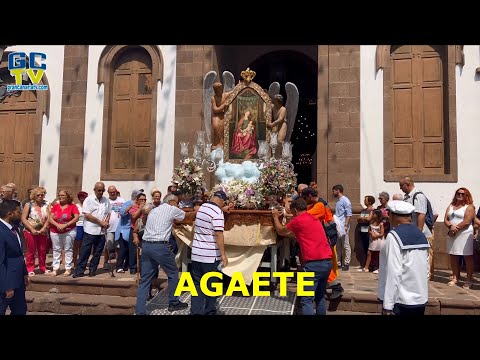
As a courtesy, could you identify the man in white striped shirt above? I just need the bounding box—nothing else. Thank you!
[135,194,197,315]
[191,191,229,315]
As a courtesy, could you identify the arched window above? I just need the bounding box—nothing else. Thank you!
[98,45,163,180]
[379,45,460,182]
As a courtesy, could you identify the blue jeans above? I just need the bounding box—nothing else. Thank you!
[301,259,332,315]
[135,242,181,315]
[191,260,221,315]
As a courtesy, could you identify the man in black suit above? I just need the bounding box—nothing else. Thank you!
[0,200,29,315]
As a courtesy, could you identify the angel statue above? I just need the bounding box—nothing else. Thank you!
[203,70,236,149]
[267,82,299,149]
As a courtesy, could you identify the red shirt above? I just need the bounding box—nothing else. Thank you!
[286,211,332,262]
[49,203,79,233]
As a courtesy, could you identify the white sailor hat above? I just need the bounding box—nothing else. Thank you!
[387,200,415,215]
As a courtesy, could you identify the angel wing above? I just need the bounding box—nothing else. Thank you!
[203,71,217,143]
[222,71,235,92]
[285,82,299,142]
[268,82,280,101]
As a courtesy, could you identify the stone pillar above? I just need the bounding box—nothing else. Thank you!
[174,45,216,188]
[57,45,89,196]
[326,46,361,212]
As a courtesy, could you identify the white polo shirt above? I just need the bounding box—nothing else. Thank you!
[82,195,111,235]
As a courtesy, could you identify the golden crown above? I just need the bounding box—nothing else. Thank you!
[241,67,256,82]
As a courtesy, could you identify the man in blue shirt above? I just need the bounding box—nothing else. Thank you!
[332,184,352,271]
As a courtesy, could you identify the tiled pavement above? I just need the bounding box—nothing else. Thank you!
[147,288,296,315]
[147,267,480,315]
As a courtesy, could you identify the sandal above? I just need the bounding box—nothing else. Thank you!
[63,270,71,277]
[447,279,458,286]
[463,281,473,290]
[49,270,58,276]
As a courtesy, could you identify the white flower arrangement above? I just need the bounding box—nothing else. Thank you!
[213,179,263,209]
[172,158,206,195]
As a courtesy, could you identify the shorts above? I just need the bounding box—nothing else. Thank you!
[76,226,84,241]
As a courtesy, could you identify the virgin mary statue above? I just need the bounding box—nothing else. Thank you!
[230,110,257,159]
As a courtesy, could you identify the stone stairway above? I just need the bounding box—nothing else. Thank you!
[25,256,167,315]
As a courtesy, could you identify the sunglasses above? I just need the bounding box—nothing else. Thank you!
[456,192,465,196]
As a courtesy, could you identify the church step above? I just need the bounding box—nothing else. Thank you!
[28,275,139,297]
[26,291,136,315]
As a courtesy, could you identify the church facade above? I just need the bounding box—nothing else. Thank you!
[1,45,478,268]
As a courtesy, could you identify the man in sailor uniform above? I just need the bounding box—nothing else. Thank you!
[378,200,430,315]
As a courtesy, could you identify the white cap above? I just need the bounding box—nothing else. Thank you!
[387,200,415,215]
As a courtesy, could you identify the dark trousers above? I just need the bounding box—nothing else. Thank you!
[393,303,426,315]
[359,232,369,266]
[0,285,27,315]
[74,233,105,275]
[191,260,222,315]
[135,242,181,315]
[169,233,178,255]
[116,233,129,270]
[128,229,138,271]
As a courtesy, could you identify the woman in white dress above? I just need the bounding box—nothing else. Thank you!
[443,187,475,289]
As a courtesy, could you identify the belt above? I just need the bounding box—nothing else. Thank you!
[305,259,331,263]
[143,240,169,244]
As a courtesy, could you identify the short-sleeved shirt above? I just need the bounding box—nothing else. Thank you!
[403,188,432,238]
[129,204,141,228]
[142,203,185,243]
[82,195,111,236]
[335,195,352,227]
[307,202,333,223]
[286,212,332,262]
[191,202,225,263]
[107,196,125,233]
[49,203,79,234]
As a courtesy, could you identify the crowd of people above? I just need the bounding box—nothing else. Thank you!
[1,175,480,316]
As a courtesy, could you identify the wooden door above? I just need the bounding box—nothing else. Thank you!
[0,83,38,200]
[391,45,445,176]
[108,47,153,178]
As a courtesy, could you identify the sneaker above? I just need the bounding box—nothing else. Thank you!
[329,284,344,300]
[103,263,111,271]
[88,270,96,277]
[129,269,137,275]
[372,269,379,274]
[168,301,189,312]
[341,264,350,271]
[116,269,125,273]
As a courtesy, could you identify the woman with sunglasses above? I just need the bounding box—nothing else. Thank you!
[21,187,50,276]
[444,187,475,289]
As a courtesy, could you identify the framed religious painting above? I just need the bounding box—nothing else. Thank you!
[223,77,272,163]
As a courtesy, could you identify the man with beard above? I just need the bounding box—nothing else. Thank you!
[0,200,29,315]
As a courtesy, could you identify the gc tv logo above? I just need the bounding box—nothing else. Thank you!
[7,52,49,91]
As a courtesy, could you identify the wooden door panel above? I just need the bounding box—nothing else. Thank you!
[422,87,443,138]
[393,58,413,85]
[112,99,131,144]
[393,89,414,138]
[134,98,151,143]
[422,143,443,168]
[134,147,150,170]
[111,147,131,170]
[394,144,414,169]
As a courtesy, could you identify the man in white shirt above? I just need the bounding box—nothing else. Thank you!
[103,185,125,271]
[190,191,229,315]
[73,182,111,278]
[399,176,436,280]
[378,200,430,315]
